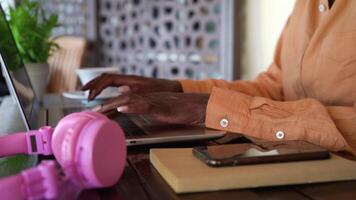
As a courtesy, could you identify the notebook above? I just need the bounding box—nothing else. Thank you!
[150,148,356,193]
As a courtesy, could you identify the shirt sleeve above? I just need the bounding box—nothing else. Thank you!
[206,87,356,156]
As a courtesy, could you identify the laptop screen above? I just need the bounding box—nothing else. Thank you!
[0,5,37,130]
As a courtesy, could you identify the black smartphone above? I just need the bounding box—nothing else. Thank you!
[192,143,331,167]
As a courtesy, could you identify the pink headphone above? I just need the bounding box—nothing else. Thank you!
[0,111,127,200]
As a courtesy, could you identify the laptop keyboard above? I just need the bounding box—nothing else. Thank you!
[62,107,145,137]
[112,114,146,137]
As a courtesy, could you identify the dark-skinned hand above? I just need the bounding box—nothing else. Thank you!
[81,73,183,100]
[92,92,210,125]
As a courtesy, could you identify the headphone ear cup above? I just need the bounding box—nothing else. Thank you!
[74,115,127,188]
[51,113,94,167]
[51,111,126,188]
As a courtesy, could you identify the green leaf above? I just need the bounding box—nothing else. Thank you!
[6,0,60,64]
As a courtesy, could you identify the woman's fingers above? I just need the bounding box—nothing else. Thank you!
[92,92,209,125]
[117,85,131,93]
[81,75,103,91]
[92,93,150,115]
[117,100,150,114]
[84,75,142,100]
[88,84,106,100]
[81,78,108,100]
[94,97,127,113]
[116,105,130,113]
[91,94,134,113]
[82,74,122,100]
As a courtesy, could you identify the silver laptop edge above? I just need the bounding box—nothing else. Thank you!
[0,5,37,131]
[0,54,31,131]
[126,133,225,146]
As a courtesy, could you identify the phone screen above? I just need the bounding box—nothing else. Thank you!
[192,143,330,167]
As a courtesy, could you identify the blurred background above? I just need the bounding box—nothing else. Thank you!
[1,0,295,95]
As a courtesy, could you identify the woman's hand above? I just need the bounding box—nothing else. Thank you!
[92,93,210,125]
[81,74,183,100]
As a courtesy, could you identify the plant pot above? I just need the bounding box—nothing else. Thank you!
[24,63,49,102]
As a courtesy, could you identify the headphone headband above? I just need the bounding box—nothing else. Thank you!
[0,127,53,157]
[0,111,126,200]
[0,161,59,200]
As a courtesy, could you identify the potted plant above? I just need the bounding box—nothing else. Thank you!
[8,0,58,101]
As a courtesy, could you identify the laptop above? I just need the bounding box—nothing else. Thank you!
[0,5,226,146]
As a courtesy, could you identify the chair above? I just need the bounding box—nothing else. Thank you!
[47,37,87,93]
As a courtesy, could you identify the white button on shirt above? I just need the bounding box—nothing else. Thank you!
[276,131,285,140]
[220,118,229,128]
[319,4,326,12]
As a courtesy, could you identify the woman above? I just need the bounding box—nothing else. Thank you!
[83,0,356,156]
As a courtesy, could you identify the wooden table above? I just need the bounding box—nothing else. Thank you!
[42,95,356,200]
[76,141,356,200]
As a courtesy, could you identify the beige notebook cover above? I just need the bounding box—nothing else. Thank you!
[150,148,356,194]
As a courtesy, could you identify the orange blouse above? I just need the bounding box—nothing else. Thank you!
[179,0,356,156]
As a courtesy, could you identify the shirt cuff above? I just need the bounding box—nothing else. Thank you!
[205,87,346,151]
[205,87,251,134]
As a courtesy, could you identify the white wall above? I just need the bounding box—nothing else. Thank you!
[241,0,295,80]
